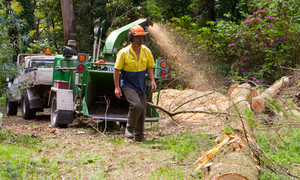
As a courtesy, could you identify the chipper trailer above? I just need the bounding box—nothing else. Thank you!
[48,18,168,128]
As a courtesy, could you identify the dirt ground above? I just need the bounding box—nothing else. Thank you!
[1,88,229,138]
[0,88,229,179]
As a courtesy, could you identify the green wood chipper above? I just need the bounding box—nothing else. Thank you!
[48,18,168,128]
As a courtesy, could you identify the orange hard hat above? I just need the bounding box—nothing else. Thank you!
[129,25,147,36]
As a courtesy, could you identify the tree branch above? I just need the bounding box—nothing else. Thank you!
[147,102,230,118]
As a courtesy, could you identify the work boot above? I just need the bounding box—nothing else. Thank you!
[125,128,134,138]
[134,135,147,142]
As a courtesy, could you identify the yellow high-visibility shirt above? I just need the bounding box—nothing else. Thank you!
[114,44,155,94]
[114,44,155,72]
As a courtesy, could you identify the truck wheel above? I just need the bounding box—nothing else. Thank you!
[50,96,68,128]
[6,98,18,116]
[21,93,36,119]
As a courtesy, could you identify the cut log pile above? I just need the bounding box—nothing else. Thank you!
[194,76,291,179]
[193,82,260,180]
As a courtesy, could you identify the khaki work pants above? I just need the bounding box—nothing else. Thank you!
[122,87,147,138]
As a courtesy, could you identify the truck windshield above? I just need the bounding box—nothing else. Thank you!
[31,60,54,68]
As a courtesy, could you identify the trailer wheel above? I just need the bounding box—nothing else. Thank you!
[50,96,68,128]
[6,98,18,116]
[21,93,36,119]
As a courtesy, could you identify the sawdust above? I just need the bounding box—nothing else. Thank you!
[147,23,189,65]
[147,23,216,91]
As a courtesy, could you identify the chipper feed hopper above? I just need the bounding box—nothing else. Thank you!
[48,18,167,128]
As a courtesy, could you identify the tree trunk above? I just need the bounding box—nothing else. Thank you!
[252,76,289,113]
[206,83,260,180]
[35,18,40,39]
[60,0,76,45]
[207,141,259,180]
[228,83,253,134]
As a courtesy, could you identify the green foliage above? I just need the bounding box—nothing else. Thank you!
[167,0,299,84]
[141,0,163,22]
[0,2,20,63]
[171,15,197,32]
[26,39,52,54]
[230,10,298,82]
[213,9,299,83]
[74,0,108,54]
[157,0,192,21]
[0,97,5,107]
[18,0,34,35]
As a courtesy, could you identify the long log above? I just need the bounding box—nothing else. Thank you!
[251,76,289,113]
[227,83,254,135]
[204,83,260,180]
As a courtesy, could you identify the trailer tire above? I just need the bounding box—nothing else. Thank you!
[6,98,18,116]
[50,96,68,128]
[21,93,36,119]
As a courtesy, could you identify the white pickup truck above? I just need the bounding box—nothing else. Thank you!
[6,53,55,119]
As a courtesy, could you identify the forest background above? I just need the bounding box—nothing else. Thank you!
[0,0,299,91]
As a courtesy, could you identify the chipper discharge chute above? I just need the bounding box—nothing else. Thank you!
[48,18,164,128]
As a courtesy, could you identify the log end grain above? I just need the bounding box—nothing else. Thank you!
[228,84,239,96]
[251,99,265,113]
[251,89,259,98]
[216,173,249,180]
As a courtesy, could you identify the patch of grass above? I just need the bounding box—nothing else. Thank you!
[28,124,39,128]
[0,131,59,179]
[0,142,59,179]
[260,169,290,180]
[142,129,215,162]
[257,126,300,179]
[148,163,187,179]
[107,135,126,145]
[81,155,103,165]
[0,130,39,148]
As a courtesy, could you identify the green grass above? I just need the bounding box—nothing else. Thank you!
[260,169,291,180]
[142,129,215,163]
[148,163,187,179]
[257,126,300,179]
[0,130,59,179]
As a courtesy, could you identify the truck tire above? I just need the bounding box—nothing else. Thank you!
[50,96,68,128]
[21,93,36,119]
[6,98,18,116]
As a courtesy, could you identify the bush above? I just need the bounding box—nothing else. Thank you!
[217,10,299,83]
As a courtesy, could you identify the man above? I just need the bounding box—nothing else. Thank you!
[113,24,157,142]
